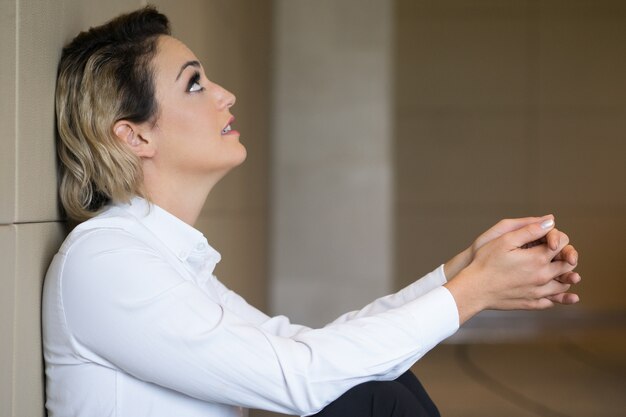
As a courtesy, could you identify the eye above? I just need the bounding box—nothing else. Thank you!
[187,71,204,93]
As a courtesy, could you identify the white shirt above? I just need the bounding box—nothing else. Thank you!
[42,197,459,417]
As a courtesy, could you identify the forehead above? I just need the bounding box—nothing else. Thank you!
[153,35,199,79]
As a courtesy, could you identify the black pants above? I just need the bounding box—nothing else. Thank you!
[312,371,440,417]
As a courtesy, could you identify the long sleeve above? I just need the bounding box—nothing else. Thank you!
[328,265,448,325]
[60,229,459,416]
[207,265,448,333]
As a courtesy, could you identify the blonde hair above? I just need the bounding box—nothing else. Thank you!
[55,6,170,221]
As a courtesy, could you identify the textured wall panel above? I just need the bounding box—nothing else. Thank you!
[535,114,626,208]
[15,0,64,222]
[396,114,530,207]
[537,2,626,109]
[59,0,144,44]
[0,0,16,224]
[15,0,143,223]
[396,0,529,110]
[0,226,16,417]
[13,222,65,417]
[271,0,393,327]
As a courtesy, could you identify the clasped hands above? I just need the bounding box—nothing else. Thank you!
[443,215,581,325]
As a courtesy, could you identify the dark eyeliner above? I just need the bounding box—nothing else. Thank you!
[187,71,202,92]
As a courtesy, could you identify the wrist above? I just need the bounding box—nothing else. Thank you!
[444,247,473,281]
[444,266,485,325]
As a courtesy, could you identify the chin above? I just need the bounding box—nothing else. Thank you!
[233,143,247,166]
[215,145,248,179]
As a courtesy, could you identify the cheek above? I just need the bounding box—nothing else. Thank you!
[172,105,221,140]
[157,111,212,148]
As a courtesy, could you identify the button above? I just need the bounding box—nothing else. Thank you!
[196,242,207,251]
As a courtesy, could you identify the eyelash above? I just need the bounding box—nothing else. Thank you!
[187,71,204,93]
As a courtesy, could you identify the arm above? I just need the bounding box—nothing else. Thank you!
[209,265,448,330]
[61,230,458,416]
[213,215,579,332]
[327,265,448,325]
[206,276,312,337]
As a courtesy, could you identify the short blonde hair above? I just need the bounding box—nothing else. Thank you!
[55,6,170,221]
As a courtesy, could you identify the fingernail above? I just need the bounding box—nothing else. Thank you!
[540,219,554,229]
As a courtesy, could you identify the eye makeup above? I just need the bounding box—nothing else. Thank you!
[187,71,204,93]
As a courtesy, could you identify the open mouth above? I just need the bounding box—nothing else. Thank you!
[221,116,235,135]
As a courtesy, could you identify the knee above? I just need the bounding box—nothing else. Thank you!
[315,380,429,417]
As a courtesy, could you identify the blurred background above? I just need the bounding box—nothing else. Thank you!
[1,1,624,416]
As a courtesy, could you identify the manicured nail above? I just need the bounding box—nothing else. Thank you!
[540,219,554,229]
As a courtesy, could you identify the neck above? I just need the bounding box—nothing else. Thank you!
[141,167,225,226]
[147,187,208,226]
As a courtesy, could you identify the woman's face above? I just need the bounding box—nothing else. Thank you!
[145,35,246,183]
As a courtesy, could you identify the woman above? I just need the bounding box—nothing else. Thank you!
[43,6,580,417]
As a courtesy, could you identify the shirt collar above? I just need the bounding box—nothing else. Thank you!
[114,197,221,268]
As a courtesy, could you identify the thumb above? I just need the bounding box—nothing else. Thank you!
[491,214,554,237]
[505,218,555,248]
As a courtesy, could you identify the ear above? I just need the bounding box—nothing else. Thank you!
[113,120,156,158]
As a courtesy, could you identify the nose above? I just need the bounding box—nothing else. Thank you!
[213,83,236,109]
[225,89,236,108]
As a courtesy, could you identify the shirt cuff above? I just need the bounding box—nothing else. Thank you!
[436,263,448,283]
[405,286,459,351]
[401,264,449,301]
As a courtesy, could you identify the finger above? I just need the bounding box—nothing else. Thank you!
[535,280,571,298]
[554,245,578,266]
[478,216,553,251]
[555,271,581,285]
[545,228,562,251]
[522,298,555,310]
[545,228,569,254]
[505,218,555,248]
[545,260,576,282]
[493,215,554,236]
[526,230,570,263]
[547,293,580,305]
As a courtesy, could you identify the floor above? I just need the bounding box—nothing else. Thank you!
[413,333,625,417]
[252,315,626,417]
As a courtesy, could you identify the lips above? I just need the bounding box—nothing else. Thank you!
[221,116,235,135]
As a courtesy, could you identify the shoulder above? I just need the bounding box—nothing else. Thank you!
[55,207,188,306]
[54,206,172,288]
[59,205,158,257]
[61,206,130,244]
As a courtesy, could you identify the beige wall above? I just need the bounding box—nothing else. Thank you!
[394,0,626,314]
[154,0,272,310]
[1,1,143,415]
[270,0,394,328]
[0,1,271,416]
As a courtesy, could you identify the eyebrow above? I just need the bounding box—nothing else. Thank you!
[175,60,201,81]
